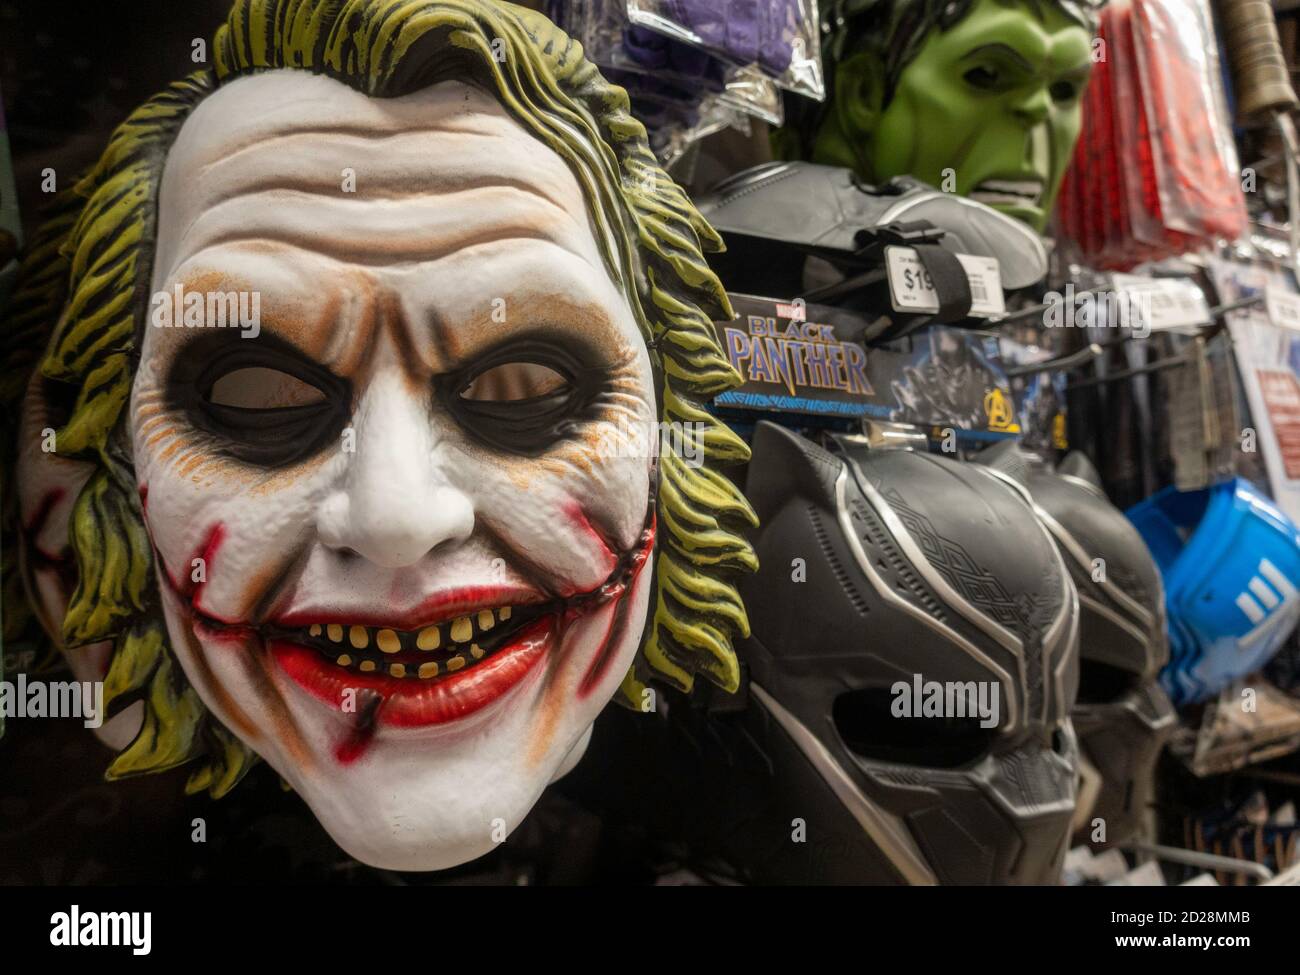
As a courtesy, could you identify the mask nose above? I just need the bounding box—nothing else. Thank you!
[317,373,473,568]
[1014,87,1052,127]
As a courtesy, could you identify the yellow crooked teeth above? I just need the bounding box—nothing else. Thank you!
[315,606,521,674]
[450,617,473,643]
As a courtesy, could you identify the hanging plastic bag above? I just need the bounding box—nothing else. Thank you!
[546,0,784,124]
[624,0,824,100]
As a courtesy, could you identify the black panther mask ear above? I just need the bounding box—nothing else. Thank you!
[1057,451,1105,492]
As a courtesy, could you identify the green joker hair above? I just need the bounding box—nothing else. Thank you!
[1,0,756,796]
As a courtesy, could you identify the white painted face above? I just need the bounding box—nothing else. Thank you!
[130,72,658,870]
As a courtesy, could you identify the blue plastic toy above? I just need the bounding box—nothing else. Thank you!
[1127,478,1300,707]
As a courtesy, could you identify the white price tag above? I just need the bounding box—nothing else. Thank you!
[885,246,1005,318]
[1110,273,1211,332]
[1265,284,1300,333]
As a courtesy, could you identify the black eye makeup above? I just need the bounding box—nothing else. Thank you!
[439,337,608,455]
[166,331,351,468]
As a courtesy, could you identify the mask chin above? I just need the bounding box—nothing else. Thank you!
[551,724,594,783]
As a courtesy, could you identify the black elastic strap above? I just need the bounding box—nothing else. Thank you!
[913,243,973,323]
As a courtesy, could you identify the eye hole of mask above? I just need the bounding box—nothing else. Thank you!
[832,687,998,769]
[208,366,328,410]
[444,343,601,456]
[1075,658,1141,705]
[459,362,571,402]
[170,335,350,468]
[963,65,1002,91]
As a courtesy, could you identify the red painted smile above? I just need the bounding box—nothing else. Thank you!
[268,609,555,728]
[188,515,656,737]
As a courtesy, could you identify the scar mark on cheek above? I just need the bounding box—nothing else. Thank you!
[526,512,655,768]
[168,545,315,771]
[242,639,315,770]
[190,523,226,615]
[24,487,66,538]
[189,615,315,770]
[565,501,617,575]
[334,689,382,765]
[180,617,265,745]
[578,517,654,699]
[473,514,560,598]
[247,544,310,625]
[526,650,568,768]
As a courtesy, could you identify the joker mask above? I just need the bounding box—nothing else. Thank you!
[4,0,755,872]
[15,368,142,750]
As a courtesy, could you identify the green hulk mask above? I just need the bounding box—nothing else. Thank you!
[803,0,1097,232]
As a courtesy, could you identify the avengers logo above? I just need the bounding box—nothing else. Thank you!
[983,387,1019,432]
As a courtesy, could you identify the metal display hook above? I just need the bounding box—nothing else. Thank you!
[1004,343,1103,379]
[1065,294,1265,389]
[1118,840,1275,883]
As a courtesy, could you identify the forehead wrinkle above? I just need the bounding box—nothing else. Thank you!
[157,73,589,288]
[184,74,538,168]
[169,187,596,272]
[185,170,581,213]
[191,130,584,215]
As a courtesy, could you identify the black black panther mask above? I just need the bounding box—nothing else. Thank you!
[729,421,1079,883]
[978,442,1175,848]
